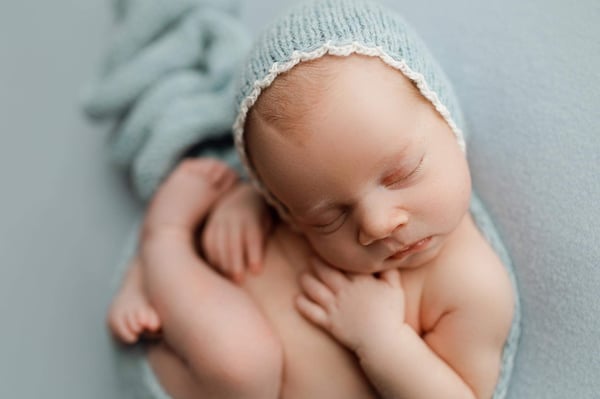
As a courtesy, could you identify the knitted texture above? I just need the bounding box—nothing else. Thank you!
[83,0,250,200]
[233,0,466,199]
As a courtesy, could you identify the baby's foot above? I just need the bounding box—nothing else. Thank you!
[107,257,161,344]
[145,158,238,232]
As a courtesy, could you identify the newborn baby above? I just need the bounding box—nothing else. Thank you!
[108,1,517,398]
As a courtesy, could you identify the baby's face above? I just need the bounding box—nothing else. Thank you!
[248,55,471,273]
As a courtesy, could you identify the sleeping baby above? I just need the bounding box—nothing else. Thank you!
[107,1,517,398]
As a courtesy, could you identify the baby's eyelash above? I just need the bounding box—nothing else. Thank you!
[410,157,424,176]
[311,213,346,234]
[384,155,424,187]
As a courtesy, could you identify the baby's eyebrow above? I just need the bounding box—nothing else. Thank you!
[297,198,336,219]
[376,141,413,170]
[268,189,330,220]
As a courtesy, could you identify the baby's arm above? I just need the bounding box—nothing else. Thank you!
[296,258,512,399]
[356,298,507,399]
[200,182,273,283]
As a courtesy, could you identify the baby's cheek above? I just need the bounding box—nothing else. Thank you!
[453,158,472,214]
[306,233,361,271]
[429,158,471,226]
[306,234,341,263]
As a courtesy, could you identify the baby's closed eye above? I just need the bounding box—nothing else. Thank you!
[309,212,347,235]
[381,154,425,188]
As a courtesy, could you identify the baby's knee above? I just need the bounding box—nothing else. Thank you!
[192,328,284,398]
[226,334,283,397]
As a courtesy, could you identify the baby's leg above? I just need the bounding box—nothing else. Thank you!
[142,159,283,399]
[107,255,161,343]
[106,158,236,344]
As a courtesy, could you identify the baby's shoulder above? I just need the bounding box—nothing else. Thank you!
[421,216,514,331]
[416,217,515,399]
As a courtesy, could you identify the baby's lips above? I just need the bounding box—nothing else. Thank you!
[388,236,433,259]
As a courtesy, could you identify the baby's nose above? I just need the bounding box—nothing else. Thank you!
[357,205,408,246]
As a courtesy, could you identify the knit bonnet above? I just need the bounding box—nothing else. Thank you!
[233,0,466,216]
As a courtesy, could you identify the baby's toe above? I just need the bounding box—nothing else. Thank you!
[120,323,137,344]
[145,308,161,331]
[126,312,142,334]
[136,307,160,331]
[108,312,137,343]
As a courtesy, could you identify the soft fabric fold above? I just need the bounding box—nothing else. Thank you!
[83,0,250,200]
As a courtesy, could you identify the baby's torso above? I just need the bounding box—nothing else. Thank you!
[241,226,378,398]
[241,214,512,399]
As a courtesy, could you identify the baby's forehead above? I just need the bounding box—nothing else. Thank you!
[252,55,426,142]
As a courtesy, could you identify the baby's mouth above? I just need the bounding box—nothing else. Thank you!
[388,236,432,259]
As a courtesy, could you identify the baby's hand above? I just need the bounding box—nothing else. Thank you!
[296,258,406,353]
[201,182,272,283]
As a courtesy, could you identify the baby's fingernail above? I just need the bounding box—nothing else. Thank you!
[235,272,245,284]
[251,261,262,273]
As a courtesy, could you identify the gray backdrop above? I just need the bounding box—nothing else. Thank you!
[1,0,598,398]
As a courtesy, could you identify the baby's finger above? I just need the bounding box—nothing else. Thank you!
[229,224,245,283]
[244,224,264,274]
[221,168,239,191]
[214,223,228,274]
[311,257,348,293]
[380,268,402,288]
[204,157,228,186]
[209,161,238,190]
[299,272,335,307]
[295,295,329,329]
[202,217,220,266]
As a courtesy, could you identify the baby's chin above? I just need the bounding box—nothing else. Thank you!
[322,257,418,275]
[389,236,446,269]
[338,236,445,274]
